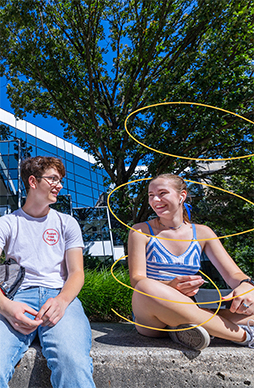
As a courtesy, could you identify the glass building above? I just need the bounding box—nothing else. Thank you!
[0,108,124,261]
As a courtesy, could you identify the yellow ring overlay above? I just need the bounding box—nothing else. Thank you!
[107,177,254,242]
[110,102,253,330]
[111,257,254,331]
[124,102,254,161]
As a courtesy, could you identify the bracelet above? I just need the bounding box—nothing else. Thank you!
[239,278,254,287]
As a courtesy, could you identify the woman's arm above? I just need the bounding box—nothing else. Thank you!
[128,224,149,288]
[200,225,248,287]
[200,225,253,314]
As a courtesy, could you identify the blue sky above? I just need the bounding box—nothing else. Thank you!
[0,75,78,145]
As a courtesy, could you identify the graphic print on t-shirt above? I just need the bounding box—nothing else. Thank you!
[43,229,60,245]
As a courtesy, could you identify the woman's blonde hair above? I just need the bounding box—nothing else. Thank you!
[150,173,191,223]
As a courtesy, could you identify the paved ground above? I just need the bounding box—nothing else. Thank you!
[9,322,254,388]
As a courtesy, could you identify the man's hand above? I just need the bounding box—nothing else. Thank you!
[169,275,205,297]
[35,296,68,327]
[2,300,43,335]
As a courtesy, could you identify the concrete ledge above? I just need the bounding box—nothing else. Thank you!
[9,322,254,388]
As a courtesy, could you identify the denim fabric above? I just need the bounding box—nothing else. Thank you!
[0,287,95,388]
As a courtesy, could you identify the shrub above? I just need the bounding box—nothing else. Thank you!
[79,266,132,322]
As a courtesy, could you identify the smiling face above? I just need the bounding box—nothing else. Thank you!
[30,167,63,205]
[21,156,65,194]
[148,177,185,218]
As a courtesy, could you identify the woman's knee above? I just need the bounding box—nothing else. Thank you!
[134,278,164,295]
[133,278,181,306]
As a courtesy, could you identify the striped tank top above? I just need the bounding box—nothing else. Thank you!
[145,222,202,281]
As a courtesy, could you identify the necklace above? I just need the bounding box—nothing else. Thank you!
[158,218,184,230]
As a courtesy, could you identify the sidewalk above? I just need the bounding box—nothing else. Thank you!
[9,322,254,388]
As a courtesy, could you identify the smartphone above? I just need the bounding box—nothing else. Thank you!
[193,289,232,309]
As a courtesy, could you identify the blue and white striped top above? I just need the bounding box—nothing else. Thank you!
[145,222,202,281]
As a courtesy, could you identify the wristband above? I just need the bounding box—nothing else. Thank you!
[239,278,254,287]
[0,287,5,295]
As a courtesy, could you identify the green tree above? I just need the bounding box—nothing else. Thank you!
[0,0,253,234]
[192,157,254,276]
[0,124,11,140]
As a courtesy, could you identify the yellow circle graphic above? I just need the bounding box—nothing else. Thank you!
[107,178,254,242]
[110,101,253,330]
[124,102,254,161]
[111,257,254,331]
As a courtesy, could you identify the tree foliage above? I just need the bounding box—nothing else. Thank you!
[0,0,253,239]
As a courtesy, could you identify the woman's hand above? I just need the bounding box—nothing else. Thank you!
[223,282,254,315]
[168,275,205,297]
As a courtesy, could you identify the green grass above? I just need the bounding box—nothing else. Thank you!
[78,266,133,322]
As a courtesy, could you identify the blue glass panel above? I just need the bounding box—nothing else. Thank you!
[74,164,90,179]
[8,155,18,168]
[67,179,75,191]
[75,176,92,188]
[9,141,16,155]
[35,139,44,147]
[36,139,47,149]
[35,147,49,157]
[98,185,105,193]
[65,151,73,162]
[67,189,77,202]
[73,155,91,169]
[0,142,8,154]
[44,143,58,155]
[16,130,26,141]
[57,148,65,158]
[93,189,99,200]
[0,140,17,156]
[1,154,9,166]
[9,126,15,136]
[66,160,74,174]
[76,182,92,196]
[97,174,104,185]
[27,134,36,145]
[8,169,18,179]
[76,193,94,207]
[102,169,108,178]
[29,148,37,157]
[90,171,98,184]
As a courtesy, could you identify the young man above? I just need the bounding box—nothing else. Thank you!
[0,156,96,388]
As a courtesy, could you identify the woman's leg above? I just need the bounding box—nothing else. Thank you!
[132,278,246,343]
[217,309,254,325]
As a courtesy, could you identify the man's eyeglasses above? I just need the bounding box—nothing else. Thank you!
[36,176,64,186]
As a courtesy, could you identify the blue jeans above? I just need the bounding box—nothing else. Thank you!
[0,287,95,388]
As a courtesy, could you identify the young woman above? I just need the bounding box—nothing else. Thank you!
[128,174,254,350]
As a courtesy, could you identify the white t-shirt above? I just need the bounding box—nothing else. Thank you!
[0,208,84,290]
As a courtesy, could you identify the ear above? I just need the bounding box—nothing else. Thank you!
[28,175,38,190]
[180,190,187,204]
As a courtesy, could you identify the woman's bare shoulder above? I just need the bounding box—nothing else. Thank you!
[129,220,155,239]
[133,217,158,229]
[194,223,217,239]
